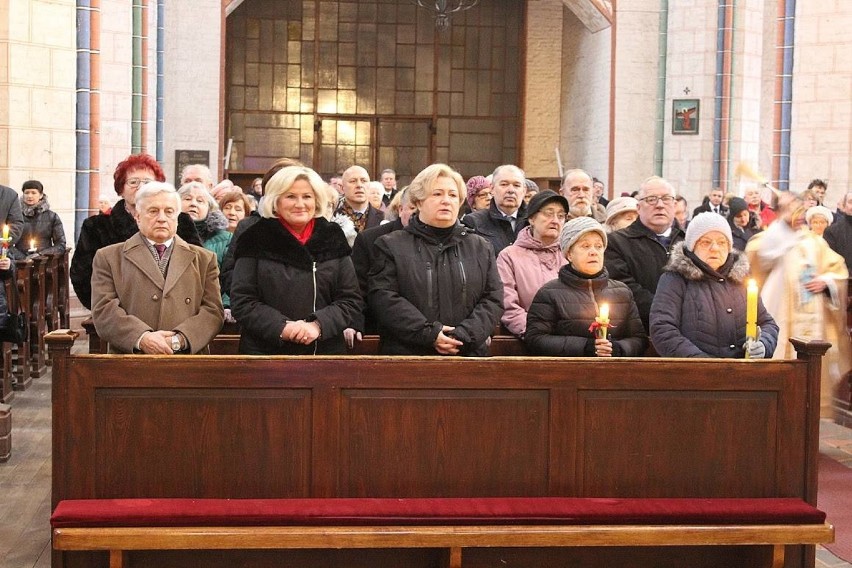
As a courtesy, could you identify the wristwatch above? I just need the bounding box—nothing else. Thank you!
[171,334,182,353]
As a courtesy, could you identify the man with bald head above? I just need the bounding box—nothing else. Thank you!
[462,164,528,256]
[180,164,215,190]
[335,165,384,233]
[604,176,685,331]
[561,169,606,222]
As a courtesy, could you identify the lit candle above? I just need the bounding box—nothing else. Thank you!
[29,238,36,252]
[746,279,758,339]
[599,303,609,324]
[1,225,8,240]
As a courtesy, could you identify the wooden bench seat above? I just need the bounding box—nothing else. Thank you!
[51,497,833,568]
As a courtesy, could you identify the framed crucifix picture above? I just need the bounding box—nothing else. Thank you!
[672,99,700,134]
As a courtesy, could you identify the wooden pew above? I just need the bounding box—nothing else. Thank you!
[47,330,829,568]
[26,255,48,378]
[42,252,61,332]
[51,496,832,568]
[836,278,852,426]
[10,259,31,389]
[56,247,71,329]
[0,273,14,402]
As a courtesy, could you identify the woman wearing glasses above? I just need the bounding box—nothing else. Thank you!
[524,217,647,356]
[650,213,778,358]
[70,153,202,310]
[496,190,569,338]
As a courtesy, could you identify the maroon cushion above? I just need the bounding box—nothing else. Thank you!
[50,497,826,529]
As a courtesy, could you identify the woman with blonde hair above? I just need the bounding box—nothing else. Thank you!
[230,165,362,355]
[369,163,503,355]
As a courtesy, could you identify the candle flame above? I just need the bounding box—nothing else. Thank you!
[599,303,609,322]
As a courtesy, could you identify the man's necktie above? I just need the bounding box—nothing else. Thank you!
[154,244,166,259]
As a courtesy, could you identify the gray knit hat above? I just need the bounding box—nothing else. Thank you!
[560,216,607,254]
[685,212,733,251]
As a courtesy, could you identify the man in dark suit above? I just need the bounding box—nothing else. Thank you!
[692,187,728,217]
[379,168,399,207]
[335,165,383,233]
[91,182,223,354]
[461,164,528,256]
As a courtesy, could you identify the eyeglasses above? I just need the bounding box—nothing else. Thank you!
[638,195,676,206]
[125,177,155,188]
[694,238,729,250]
[536,209,567,221]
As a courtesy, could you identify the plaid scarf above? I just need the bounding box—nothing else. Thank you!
[337,200,368,233]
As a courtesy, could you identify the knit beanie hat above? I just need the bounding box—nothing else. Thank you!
[560,216,607,254]
[727,197,748,218]
[805,205,833,225]
[604,196,639,224]
[524,179,540,193]
[685,212,733,251]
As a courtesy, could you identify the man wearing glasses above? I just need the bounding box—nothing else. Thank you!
[71,153,202,309]
[604,175,685,333]
[561,169,606,223]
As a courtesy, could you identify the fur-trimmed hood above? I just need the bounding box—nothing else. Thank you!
[665,241,750,283]
[234,216,351,270]
[194,209,230,241]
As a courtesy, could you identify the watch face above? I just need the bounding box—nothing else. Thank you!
[172,336,181,351]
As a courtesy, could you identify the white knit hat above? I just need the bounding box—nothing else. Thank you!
[805,205,833,225]
[560,216,607,254]
[685,212,733,251]
[605,196,639,224]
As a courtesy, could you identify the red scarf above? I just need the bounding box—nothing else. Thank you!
[279,217,315,245]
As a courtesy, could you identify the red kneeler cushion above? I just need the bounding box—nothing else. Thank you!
[50,497,826,528]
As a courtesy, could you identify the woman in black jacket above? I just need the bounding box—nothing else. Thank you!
[525,217,647,356]
[13,180,66,259]
[368,163,503,356]
[230,165,362,355]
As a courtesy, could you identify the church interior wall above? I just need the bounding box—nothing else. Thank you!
[559,5,611,191]
[790,0,851,209]
[161,0,223,187]
[0,0,76,249]
[98,0,135,197]
[611,0,660,197]
[521,0,564,181]
[663,0,719,206]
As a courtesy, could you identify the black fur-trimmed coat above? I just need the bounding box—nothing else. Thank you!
[650,242,778,358]
[230,216,363,355]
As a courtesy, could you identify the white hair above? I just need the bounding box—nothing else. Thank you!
[135,181,181,211]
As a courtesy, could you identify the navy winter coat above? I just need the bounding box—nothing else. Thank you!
[650,243,778,358]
